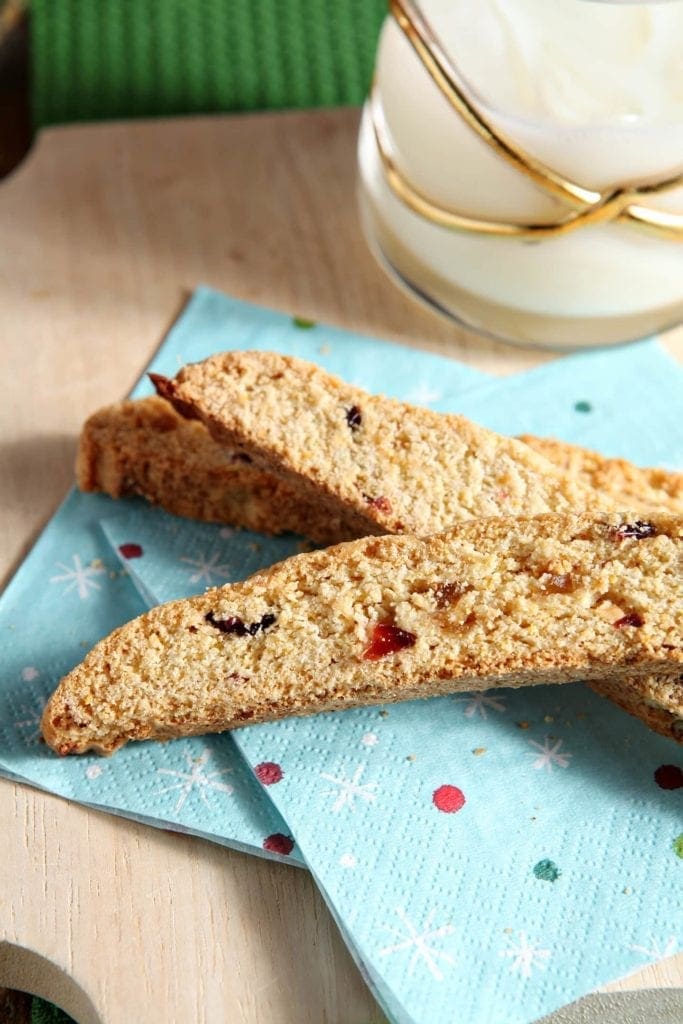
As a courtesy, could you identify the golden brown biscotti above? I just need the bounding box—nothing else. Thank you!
[521,435,683,517]
[151,352,610,536]
[42,512,683,755]
[78,396,683,528]
[79,389,682,741]
[77,396,365,544]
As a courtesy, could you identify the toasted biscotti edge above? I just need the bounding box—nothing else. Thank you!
[587,676,682,744]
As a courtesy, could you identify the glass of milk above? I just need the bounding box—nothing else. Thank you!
[357,0,683,348]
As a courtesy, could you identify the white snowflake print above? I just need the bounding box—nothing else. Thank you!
[21,666,39,682]
[527,736,572,772]
[14,695,47,745]
[630,936,677,961]
[85,764,103,780]
[453,691,506,719]
[320,763,378,813]
[179,551,233,585]
[157,748,234,812]
[361,732,379,747]
[50,554,106,600]
[500,931,551,979]
[379,906,456,981]
[405,381,443,406]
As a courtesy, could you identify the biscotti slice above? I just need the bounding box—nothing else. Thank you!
[521,435,683,517]
[151,352,609,537]
[41,511,683,755]
[77,396,364,544]
[78,397,683,528]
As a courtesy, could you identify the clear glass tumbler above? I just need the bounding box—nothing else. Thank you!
[358,0,683,349]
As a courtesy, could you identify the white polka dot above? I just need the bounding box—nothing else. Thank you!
[361,732,379,747]
[85,765,103,780]
[339,853,357,869]
[21,666,39,682]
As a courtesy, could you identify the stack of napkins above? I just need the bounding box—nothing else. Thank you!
[1,288,681,1024]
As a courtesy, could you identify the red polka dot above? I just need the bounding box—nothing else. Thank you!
[263,833,294,856]
[255,761,283,785]
[432,784,466,813]
[119,543,143,559]
[654,765,683,790]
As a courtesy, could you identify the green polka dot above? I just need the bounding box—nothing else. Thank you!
[574,400,592,413]
[292,316,316,329]
[533,859,561,882]
[673,834,683,859]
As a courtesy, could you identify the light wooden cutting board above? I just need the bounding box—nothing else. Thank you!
[0,108,681,1024]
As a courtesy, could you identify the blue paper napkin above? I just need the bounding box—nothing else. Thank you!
[91,292,683,1024]
[2,288,681,1023]
[0,288,485,865]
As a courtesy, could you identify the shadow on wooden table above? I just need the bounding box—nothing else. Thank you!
[0,433,76,591]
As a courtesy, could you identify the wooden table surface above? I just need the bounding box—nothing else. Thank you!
[0,108,681,1024]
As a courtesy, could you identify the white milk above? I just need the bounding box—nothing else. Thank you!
[358,0,683,347]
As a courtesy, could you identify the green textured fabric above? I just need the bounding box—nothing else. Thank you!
[31,997,74,1024]
[31,0,387,128]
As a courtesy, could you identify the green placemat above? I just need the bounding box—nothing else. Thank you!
[32,998,74,1024]
[31,0,386,128]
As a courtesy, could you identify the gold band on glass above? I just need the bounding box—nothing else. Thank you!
[371,0,683,241]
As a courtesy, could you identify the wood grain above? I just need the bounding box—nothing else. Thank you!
[0,108,680,1024]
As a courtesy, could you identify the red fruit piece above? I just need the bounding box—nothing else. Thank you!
[255,762,284,786]
[119,543,143,559]
[613,613,644,629]
[263,833,294,856]
[362,494,393,515]
[654,765,683,790]
[432,785,466,814]
[613,521,657,541]
[363,623,417,660]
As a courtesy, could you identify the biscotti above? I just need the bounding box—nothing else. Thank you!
[78,388,683,741]
[151,352,609,536]
[79,398,683,530]
[77,396,364,544]
[42,512,683,755]
[521,436,683,517]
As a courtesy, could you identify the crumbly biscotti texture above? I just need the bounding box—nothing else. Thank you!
[41,512,683,755]
[76,396,364,544]
[521,436,683,517]
[78,397,683,529]
[78,390,683,741]
[151,352,610,536]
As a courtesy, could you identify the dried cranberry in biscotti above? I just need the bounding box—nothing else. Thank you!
[345,405,362,431]
[205,611,277,636]
[612,521,657,540]
[363,623,417,660]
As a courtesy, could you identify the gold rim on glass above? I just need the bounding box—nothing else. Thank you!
[371,0,683,241]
